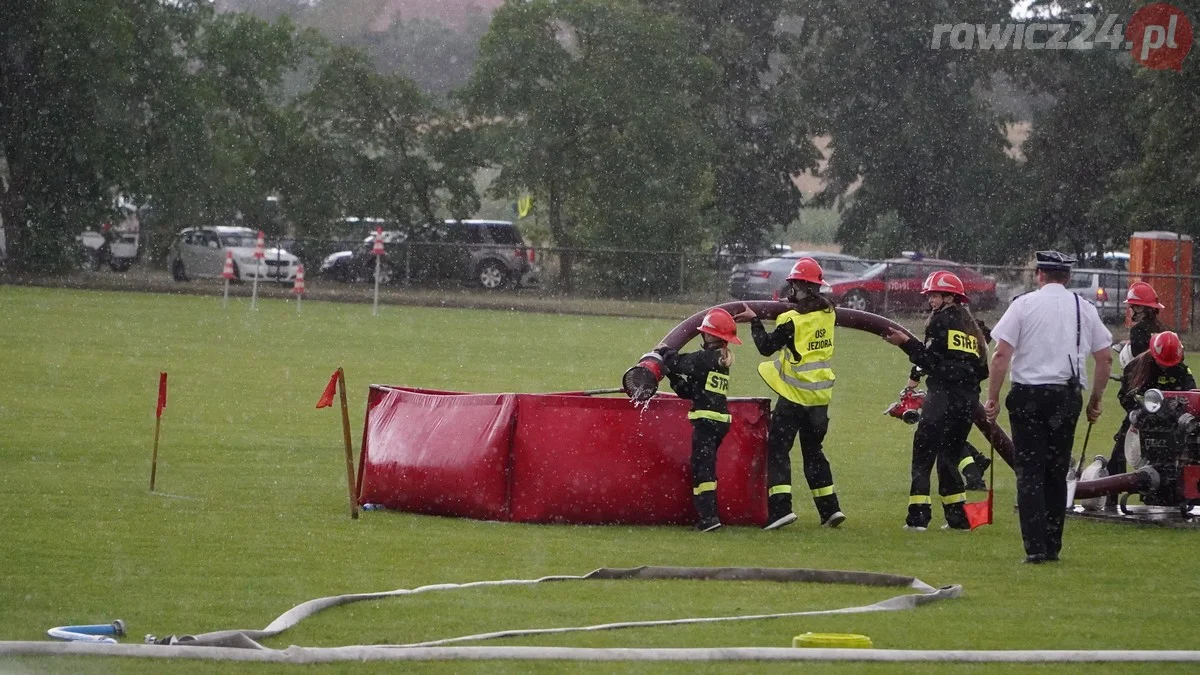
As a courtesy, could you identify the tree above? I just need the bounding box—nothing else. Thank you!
[0,1,312,271]
[282,46,481,238]
[461,0,716,294]
[645,1,821,253]
[801,0,1022,262]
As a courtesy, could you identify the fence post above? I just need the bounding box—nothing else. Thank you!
[679,250,686,296]
[1175,233,1183,332]
[883,262,890,315]
[404,242,411,285]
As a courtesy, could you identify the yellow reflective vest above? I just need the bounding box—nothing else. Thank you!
[757,309,836,406]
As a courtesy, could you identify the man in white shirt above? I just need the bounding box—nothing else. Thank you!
[985,251,1113,564]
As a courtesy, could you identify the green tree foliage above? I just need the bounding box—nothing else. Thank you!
[802,0,1021,262]
[1,1,478,272]
[282,46,481,238]
[644,1,820,254]
[462,0,716,294]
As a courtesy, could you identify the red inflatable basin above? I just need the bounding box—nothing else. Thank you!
[356,386,771,526]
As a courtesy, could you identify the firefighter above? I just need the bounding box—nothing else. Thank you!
[735,257,845,530]
[1126,282,1167,358]
[1107,283,1169,476]
[1111,331,1195,475]
[905,318,995,491]
[884,271,990,530]
[658,308,740,532]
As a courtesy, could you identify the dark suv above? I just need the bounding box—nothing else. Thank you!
[319,219,535,290]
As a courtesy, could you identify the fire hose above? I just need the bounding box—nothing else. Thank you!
[620,301,1132,500]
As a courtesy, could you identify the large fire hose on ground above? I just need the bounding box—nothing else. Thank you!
[620,300,1133,500]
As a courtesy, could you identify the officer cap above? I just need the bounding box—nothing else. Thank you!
[1035,250,1075,272]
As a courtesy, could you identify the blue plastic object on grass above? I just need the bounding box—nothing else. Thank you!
[47,620,125,643]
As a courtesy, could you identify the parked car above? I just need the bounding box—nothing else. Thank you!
[318,219,535,290]
[169,226,300,283]
[711,242,794,269]
[1066,267,1128,323]
[827,258,999,313]
[728,252,872,300]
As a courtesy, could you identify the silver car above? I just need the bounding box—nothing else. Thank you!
[729,251,872,300]
[169,226,300,283]
[1065,267,1128,323]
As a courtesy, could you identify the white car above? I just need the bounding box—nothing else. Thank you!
[169,226,300,283]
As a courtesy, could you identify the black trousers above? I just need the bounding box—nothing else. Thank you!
[908,387,974,528]
[691,419,728,521]
[765,398,840,521]
[1006,384,1083,558]
[1108,418,1131,476]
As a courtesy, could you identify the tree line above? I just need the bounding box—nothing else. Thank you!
[2,0,1196,292]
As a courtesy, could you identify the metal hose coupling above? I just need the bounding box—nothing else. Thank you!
[622,351,665,402]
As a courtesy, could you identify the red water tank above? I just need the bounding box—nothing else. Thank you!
[1128,231,1193,330]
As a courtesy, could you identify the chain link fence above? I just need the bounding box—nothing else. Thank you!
[32,232,1200,334]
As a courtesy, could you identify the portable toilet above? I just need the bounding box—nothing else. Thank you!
[1128,231,1193,331]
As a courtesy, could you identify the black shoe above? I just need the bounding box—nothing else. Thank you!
[1022,554,1047,565]
[763,512,797,530]
[1046,552,1060,562]
[695,517,722,532]
[965,476,987,491]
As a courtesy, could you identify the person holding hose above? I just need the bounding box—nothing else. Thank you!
[656,308,741,532]
[1113,331,1194,470]
[735,258,845,531]
[883,271,990,530]
[1108,282,1168,476]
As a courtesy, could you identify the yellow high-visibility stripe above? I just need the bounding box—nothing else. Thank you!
[769,485,792,496]
[909,495,932,505]
[693,481,717,495]
[687,410,732,423]
[942,493,967,504]
[958,456,975,472]
[811,485,835,498]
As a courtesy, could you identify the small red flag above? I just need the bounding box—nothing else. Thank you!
[316,370,340,409]
[964,489,993,530]
[156,372,168,418]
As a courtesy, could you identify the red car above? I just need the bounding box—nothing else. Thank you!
[828,258,998,313]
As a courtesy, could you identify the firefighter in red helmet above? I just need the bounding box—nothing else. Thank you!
[1125,282,1167,358]
[1107,282,1169,476]
[656,307,740,532]
[1110,330,1194,476]
[884,271,990,530]
[735,257,845,530]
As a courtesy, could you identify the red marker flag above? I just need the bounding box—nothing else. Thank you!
[964,489,993,530]
[156,372,168,418]
[316,370,340,409]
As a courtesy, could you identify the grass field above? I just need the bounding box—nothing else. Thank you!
[0,286,1197,674]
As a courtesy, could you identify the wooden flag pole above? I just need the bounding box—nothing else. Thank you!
[337,367,359,519]
[150,372,167,492]
[149,417,162,492]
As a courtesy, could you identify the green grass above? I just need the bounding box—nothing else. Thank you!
[0,286,1197,674]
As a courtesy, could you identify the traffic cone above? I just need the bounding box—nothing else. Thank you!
[293,265,306,295]
[221,250,235,280]
[372,227,385,256]
[253,230,265,260]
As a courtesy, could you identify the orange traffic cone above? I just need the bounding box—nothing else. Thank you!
[371,227,385,256]
[221,250,235,280]
[293,264,306,295]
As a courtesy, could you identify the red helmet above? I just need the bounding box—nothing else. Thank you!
[698,308,742,345]
[1126,281,1165,309]
[921,270,968,301]
[1149,331,1184,367]
[786,257,824,284]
